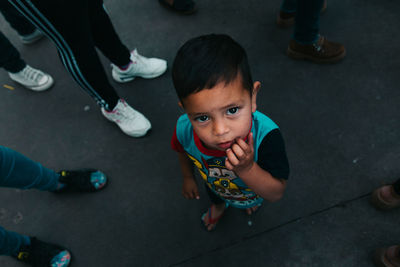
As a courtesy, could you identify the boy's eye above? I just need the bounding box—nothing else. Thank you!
[195,115,209,122]
[227,107,239,115]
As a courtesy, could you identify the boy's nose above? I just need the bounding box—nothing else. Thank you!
[213,120,229,136]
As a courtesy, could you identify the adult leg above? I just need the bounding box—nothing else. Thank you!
[0,31,26,73]
[293,0,323,44]
[286,0,345,63]
[8,0,120,110]
[0,226,30,256]
[88,0,167,83]
[88,0,130,67]
[0,146,59,191]
[0,0,35,36]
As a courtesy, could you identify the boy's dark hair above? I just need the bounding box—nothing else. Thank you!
[172,34,253,100]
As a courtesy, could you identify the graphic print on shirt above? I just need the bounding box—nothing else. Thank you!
[186,153,262,208]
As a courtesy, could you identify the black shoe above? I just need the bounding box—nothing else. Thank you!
[55,168,108,193]
[14,237,71,267]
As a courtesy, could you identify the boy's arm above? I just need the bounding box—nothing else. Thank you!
[225,132,287,202]
[177,152,200,200]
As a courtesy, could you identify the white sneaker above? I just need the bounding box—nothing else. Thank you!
[111,49,167,83]
[8,65,54,91]
[101,99,151,137]
[20,29,44,45]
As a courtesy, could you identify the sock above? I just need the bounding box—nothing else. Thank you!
[118,61,132,71]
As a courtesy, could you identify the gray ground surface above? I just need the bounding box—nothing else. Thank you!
[0,0,399,266]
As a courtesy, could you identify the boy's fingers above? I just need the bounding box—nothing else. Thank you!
[225,158,234,170]
[226,148,240,165]
[236,138,249,150]
[231,143,245,159]
[248,132,254,148]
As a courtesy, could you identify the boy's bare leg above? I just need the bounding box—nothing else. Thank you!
[202,203,226,231]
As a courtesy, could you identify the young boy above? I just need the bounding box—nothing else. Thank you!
[171,34,290,231]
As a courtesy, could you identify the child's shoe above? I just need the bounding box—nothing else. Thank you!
[101,99,151,137]
[55,169,108,193]
[370,184,400,210]
[19,29,44,45]
[14,237,71,267]
[373,245,400,267]
[276,0,327,28]
[8,65,54,91]
[287,35,345,63]
[111,49,167,83]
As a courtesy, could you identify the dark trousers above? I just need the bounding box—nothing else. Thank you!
[281,0,324,44]
[205,185,225,205]
[0,0,33,73]
[0,32,25,73]
[8,0,130,110]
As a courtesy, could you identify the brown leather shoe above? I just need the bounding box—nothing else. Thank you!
[287,35,345,63]
[370,184,400,210]
[276,0,327,28]
[373,245,400,267]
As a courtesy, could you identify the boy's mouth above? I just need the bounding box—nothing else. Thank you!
[217,141,233,150]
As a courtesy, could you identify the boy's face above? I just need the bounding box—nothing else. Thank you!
[180,76,260,151]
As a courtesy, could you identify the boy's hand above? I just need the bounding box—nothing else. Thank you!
[225,132,255,176]
[182,178,200,200]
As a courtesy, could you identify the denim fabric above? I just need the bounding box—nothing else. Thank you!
[281,0,324,44]
[0,146,59,255]
[0,228,30,256]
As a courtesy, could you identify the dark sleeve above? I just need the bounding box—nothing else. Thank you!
[256,128,290,180]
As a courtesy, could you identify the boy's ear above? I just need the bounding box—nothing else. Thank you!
[251,81,261,113]
[178,101,185,113]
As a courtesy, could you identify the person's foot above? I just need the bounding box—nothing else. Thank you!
[201,203,226,231]
[54,169,108,193]
[14,237,71,267]
[101,99,152,137]
[373,245,400,267]
[8,65,54,91]
[276,0,327,28]
[287,35,346,63]
[158,0,197,15]
[19,28,44,45]
[371,184,400,210]
[111,49,167,83]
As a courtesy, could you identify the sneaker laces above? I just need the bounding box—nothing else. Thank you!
[22,65,44,83]
[312,35,325,53]
[114,100,137,121]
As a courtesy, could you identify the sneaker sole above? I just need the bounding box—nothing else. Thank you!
[101,110,152,137]
[112,68,167,83]
[287,46,346,64]
[12,75,54,92]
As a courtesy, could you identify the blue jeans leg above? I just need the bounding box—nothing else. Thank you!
[0,146,59,191]
[0,146,59,255]
[294,0,324,44]
[0,227,30,256]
